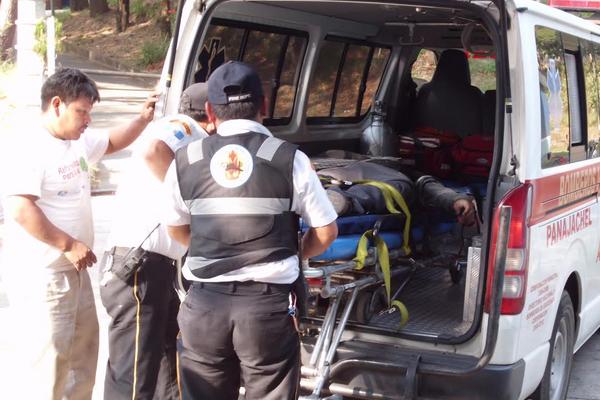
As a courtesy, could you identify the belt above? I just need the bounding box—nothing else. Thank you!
[192,280,291,294]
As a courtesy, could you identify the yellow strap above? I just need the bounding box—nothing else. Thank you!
[353,230,390,302]
[358,180,412,256]
[353,229,409,329]
[391,300,410,328]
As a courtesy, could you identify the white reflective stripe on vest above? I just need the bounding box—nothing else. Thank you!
[256,136,285,161]
[185,197,290,215]
[186,255,223,271]
[187,138,204,164]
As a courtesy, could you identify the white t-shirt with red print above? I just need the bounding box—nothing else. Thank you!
[2,127,109,271]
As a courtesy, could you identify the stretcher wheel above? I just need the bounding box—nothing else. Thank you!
[354,286,387,324]
[449,261,464,284]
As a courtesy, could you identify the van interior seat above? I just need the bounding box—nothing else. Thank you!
[414,49,483,137]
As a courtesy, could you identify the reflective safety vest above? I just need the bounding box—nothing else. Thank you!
[175,131,299,279]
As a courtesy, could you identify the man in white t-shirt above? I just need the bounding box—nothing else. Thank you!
[2,68,157,400]
[100,83,212,400]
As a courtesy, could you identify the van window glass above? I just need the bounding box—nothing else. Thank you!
[361,47,390,115]
[582,41,600,158]
[193,20,307,124]
[334,45,370,117]
[468,55,496,92]
[565,52,583,144]
[274,36,305,118]
[307,39,390,122]
[536,26,570,168]
[411,49,436,90]
[307,41,345,117]
[243,31,286,99]
[195,24,244,81]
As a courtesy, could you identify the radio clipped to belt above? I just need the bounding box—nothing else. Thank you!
[110,224,160,282]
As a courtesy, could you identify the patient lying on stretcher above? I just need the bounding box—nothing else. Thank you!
[316,159,476,227]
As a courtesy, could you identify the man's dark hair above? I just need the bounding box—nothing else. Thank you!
[41,68,100,111]
[210,98,262,121]
[178,93,208,123]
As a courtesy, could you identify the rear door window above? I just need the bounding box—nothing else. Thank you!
[191,19,308,125]
[307,38,390,123]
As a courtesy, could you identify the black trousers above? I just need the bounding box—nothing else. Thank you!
[178,281,300,400]
[100,251,180,400]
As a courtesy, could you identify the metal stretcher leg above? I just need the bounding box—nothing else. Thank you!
[300,287,359,400]
[308,294,341,368]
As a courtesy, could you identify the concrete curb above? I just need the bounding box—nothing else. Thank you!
[80,68,160,79]
[61,42,160,77]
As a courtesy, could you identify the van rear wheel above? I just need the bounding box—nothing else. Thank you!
[531,291,575,400]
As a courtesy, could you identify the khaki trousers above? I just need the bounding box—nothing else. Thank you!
[5,268,99,400]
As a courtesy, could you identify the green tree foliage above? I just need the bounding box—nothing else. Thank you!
[34,18,64,62]
[138,35,169,68]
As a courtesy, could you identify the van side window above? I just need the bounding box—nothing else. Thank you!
[564,52,583,145]
[307,38,390,122]
[536,26,570,168]
[467,54,496,92]
[411,49,436,90]
[582,41,600,159]
[193,19,308,125]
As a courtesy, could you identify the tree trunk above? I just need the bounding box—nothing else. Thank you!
[70,0,89,12]
[157,0,172,36]
[89,0,109,17]
[116,0,129,32]
[0,0,17,62]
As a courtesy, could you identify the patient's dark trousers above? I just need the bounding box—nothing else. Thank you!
[100,252,180,400]
[177,281,300,400]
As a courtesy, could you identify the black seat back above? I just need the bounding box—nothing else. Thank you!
[414,49,483,137]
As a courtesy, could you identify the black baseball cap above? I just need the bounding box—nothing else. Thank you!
[207,61,263,105]
[179,82,209,114]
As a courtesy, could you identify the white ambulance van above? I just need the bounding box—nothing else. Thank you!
[159,0,600,398]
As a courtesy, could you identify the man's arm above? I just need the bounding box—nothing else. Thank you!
[415,175,476,226]
[144,139,175,181]
[167,225,191,247]
[4,195,97,270]
[301,221,338,260]
[105,92,159,155]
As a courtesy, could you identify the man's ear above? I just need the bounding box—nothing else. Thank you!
[51,96,62,116]
[205,101,217,124]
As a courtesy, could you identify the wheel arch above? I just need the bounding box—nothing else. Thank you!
[564,272,581,337]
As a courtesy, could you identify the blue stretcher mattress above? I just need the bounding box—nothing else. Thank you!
[311,231,406,261]
[301,214,404,236]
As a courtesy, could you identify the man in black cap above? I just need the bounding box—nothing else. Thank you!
[100,83,213,400]
[163,61,339,399]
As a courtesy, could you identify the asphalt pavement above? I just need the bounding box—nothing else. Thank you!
[0,52,599,399]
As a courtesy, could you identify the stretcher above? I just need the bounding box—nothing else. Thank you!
[299,215,460,399]
[299,179,478,399]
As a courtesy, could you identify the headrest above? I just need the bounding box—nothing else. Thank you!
[432,49,471,86]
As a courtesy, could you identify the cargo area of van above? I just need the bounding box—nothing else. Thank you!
[168,0,510,397]
[183,0,501,343]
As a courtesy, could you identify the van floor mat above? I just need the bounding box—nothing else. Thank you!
[370,267,471,336]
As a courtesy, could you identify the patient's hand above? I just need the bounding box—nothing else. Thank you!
[453,198,476,226]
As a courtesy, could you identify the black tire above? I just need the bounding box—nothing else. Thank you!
[530,291,575,400]
[354,287,387,324]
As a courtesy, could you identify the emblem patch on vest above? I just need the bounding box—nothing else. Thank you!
[210,144,254,188]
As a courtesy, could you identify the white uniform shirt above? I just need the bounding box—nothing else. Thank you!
[107,114,208,259]
[163,119,337,284]
[2,126,109,271]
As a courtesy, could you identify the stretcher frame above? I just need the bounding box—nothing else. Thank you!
[299,245,454,399]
